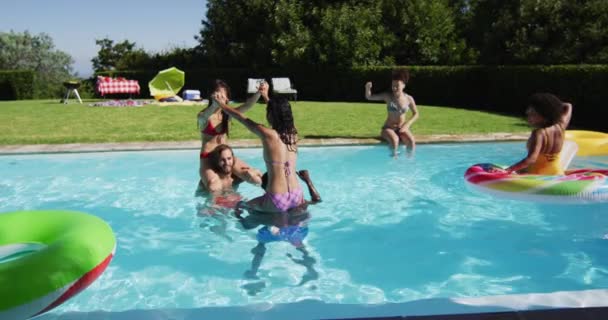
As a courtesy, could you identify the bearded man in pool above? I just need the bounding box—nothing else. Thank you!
[195,144,261,207]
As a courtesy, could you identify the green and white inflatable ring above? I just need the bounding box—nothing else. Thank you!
[0,210,116,319]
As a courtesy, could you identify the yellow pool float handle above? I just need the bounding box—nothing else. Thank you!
[565,130,608,156]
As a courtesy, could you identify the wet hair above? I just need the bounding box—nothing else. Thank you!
[528,93,564,127]
[266,97,298,151]
[209,144,234,172]
[391,69,410,85]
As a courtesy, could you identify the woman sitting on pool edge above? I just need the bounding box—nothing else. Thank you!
[505,93,573,175]
[197,80,266,192]
[365,69,419,157]
[215,86,304,213]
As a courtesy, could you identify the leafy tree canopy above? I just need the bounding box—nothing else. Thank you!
[92,38,151,72]
[0,30,74,98]
[99,0,608,70]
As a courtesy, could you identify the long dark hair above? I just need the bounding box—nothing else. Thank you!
[266,97,298,151]
[199,79,231,136]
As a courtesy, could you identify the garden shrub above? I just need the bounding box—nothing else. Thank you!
[0,70,34,100]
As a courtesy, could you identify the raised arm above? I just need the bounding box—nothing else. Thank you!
[403,95,419,129]
[559,102,573,129]
[365,82,388,101]
[218,99,273,139]
[506,129,543,173]
[197,100,221,127]
[235,81,269,113]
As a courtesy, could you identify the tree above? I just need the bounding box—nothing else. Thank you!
[463,0,608,64]
[381,0,476,65]
[198,0,393,68]
[509,0,608,64]
[91,38,151,72]
[268,0,312,67]
[0,30,74,98]
[196,0,608,67]
[313,2,393,67]
[196,0,275,68]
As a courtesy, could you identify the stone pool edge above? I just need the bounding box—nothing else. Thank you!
[36,288,608,320]
[0,133,528,155]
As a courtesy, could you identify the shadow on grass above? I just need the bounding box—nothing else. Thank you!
[39,100,100,105]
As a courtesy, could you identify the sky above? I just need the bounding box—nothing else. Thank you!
[1,0,208,77]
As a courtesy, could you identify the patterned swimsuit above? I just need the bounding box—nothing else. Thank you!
[382,100,409,131]
[264,160,304,212]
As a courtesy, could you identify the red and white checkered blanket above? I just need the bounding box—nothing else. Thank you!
[96,76,140,96]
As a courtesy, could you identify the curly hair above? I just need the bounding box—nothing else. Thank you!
[392,69,410,85]
[528,93,564,127]
[266,97,298,151]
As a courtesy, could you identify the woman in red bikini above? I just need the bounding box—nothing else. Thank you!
[365,69,419,157]
[197,80,266,192]
[217,86,304,213]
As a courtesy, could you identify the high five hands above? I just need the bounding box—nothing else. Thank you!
[258,81,269,102]
[211,91,228,105]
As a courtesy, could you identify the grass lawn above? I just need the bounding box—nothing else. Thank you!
[0,99,528,145]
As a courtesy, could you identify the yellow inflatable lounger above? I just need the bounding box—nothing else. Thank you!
[565,130,608,157]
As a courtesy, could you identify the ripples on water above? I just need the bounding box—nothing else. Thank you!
[0,144,607,312]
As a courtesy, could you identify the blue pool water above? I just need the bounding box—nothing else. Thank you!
[1,143,608,318]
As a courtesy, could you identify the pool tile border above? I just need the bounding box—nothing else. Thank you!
[0,133,528,155]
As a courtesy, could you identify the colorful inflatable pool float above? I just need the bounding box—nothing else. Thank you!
[465,163,608,203]
[565,130,608,156]
[0,210,115,319]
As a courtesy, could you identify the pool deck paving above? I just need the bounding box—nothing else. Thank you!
[0,132,528,154]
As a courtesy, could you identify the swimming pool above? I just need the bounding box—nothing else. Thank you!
[1,142,608,319]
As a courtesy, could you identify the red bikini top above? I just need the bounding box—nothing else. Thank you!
[202,121,226,136]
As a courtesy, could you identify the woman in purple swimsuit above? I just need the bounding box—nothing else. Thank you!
[365,69,419,157]
[216,86,304,213]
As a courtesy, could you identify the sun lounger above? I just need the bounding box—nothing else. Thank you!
[271,77,297,101]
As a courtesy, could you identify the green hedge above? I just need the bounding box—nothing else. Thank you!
[98,65,608,130]
[0,70,35,100]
